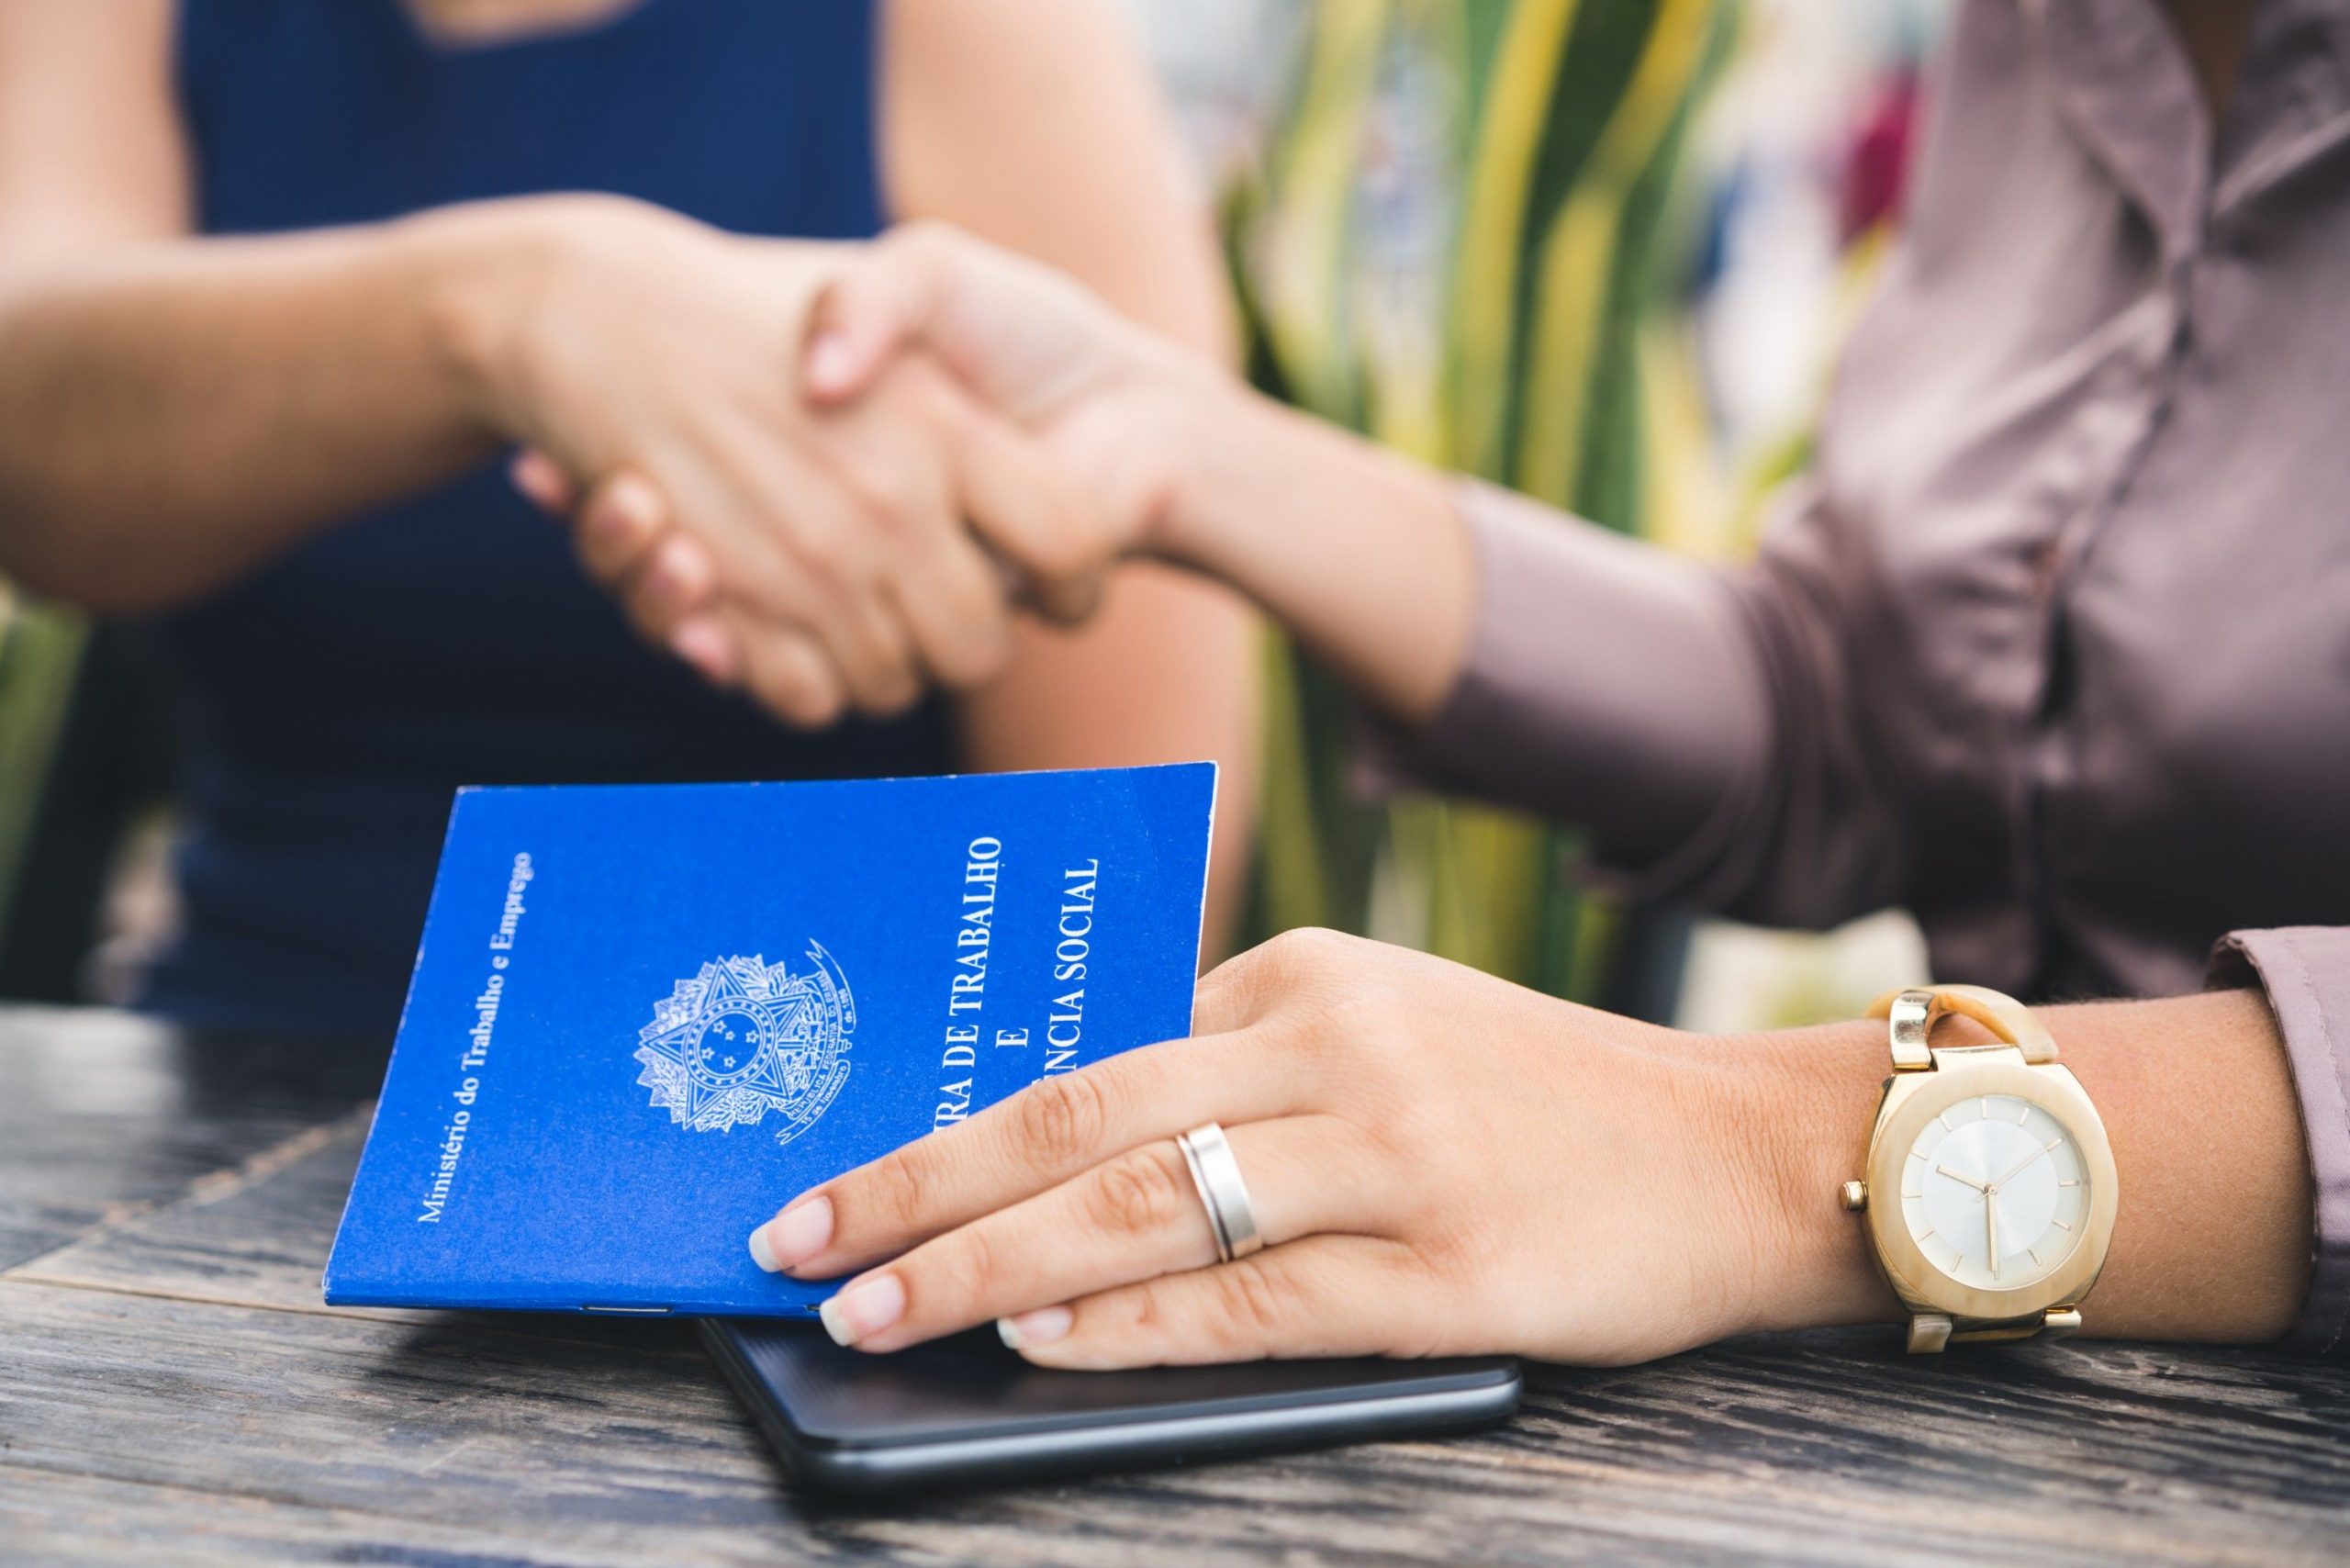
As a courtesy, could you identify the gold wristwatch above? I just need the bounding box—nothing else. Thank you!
[1841,985,2118,1352]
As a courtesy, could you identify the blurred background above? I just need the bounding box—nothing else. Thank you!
[0,0,1946,1035]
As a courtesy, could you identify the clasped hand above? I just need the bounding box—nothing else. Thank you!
[500,213,1183,726]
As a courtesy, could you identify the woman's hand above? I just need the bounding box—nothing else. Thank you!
[455,197,1091,727]
[549,220,1223,679]
[744,927,1863,1369]
[799,220,1218,575]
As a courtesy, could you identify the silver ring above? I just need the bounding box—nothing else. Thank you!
[1175,1121,1262,1263]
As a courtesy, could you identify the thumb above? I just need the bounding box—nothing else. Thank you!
[801,226,960,405]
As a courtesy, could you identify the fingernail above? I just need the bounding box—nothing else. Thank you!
[585,473,657,542]
[608,472,659,525]
[670,618,738,688]
[642,552,689,615]
[996,1305,1072,1351]
[748,1195,832,1274]
[805,330,857,393]
[819,1274,905,1347]
[584,498,633,550]
[641,576,676,622]
[509,451,565,512]
[748,1226,781,1273]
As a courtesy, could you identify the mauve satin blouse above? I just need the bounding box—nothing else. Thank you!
[1388,0,2350,1352]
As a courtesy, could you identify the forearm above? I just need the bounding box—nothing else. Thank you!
[0,201,559,612]
[1749,986,2313,1344]
[1151,375,1473,724]
[1148,373,1769,870]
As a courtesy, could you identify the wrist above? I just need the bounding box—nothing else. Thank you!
[1144,370,1472,722]
[403,194,672,446]
[1125,350,1248,566]
[1728,1019,1906,1336]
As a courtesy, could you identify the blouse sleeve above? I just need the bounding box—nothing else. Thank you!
[1366,478,1905,928]
[1372,484,2350,1356]
[2211,928,2350,1357]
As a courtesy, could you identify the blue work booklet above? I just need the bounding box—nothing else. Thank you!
[325,763,1215,1316]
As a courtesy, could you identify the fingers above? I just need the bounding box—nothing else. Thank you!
[666,613,741,689]
[731,613,848,730]
[566,474,742,690]
[950,411,1107,625]
[1006,1237,1441,1370]
[527,460,740,689]
[630,532,718,631]
[679,409,942,722]
[812,1116,1382,1354]
[581,473,934,726]
[564,471,727,650]
[643,431,927,725]
[565,470,669,586]
[883,533,1013,690]
[750,1031,1312,1280]
[549,335,1081,719]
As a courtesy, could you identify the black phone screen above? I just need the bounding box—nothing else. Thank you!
[702,1318,1518,1493]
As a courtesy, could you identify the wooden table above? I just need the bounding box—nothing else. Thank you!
[1,1005,2343,1565]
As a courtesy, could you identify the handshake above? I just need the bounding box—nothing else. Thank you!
[487,206,1218,729]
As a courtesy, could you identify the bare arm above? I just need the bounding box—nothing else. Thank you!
[0,2,1086,730]
[0,1,514,610]
[881,0,1259,950]
[1153,380,1475,725]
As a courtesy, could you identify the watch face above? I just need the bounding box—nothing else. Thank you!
[1900,1093,2091,1292]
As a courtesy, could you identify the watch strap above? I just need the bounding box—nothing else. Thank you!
[1867,984,2058,1070]
[1908,1307,2083,1353]
[1862,984,2087,1352]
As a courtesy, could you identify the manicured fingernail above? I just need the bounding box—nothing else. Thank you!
[804,330,857,393]
[996,1305,1072,1351]
[748,1195,832,1274]
[819,1274,905,1347]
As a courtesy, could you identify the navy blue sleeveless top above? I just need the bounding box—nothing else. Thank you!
[147,0,948,1040]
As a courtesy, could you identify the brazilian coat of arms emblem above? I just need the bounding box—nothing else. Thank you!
[634,945,855,1146]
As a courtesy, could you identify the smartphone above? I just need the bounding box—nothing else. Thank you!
[701,1318,1520,1494]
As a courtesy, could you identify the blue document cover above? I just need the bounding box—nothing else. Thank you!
[325,763,1215,1316]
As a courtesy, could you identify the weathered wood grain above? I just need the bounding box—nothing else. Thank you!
[17,1114,402,1315]
[1,1006,2344,1566]
[6,1276,2344,1568]
[11,1117,722,1354]
[0,1007,382,1271]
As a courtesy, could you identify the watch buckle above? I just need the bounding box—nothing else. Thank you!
[1907,1314,1953,1353]
[1908,1306,2082,1353]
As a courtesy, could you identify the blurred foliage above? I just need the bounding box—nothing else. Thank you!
[0,587,88,950]
[1225,0,1733,997]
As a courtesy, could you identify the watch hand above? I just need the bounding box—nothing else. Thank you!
[1989,1143,2053,1190]
[1986,1188,1999,1278]
[1936,1164,1988,1193]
